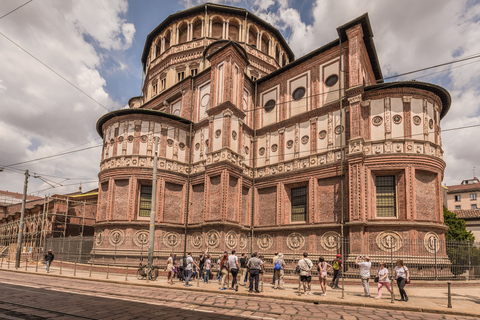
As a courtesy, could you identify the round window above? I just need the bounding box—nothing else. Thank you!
[292,87,305,101]
[264,99,276,113]
[325,74,339,87]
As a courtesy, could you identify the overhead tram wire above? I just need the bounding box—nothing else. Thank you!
[0,0,33,20]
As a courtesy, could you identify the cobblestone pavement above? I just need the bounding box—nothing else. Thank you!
[0,270,477,320]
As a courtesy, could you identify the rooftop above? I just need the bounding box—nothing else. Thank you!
[454,209,480,219]
[0,190,42,206]
[446,178,480,193]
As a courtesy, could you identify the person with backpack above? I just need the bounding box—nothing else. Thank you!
[44,249,54,273]
[271,252,278,285]
[219,253,229,290]
[329,254,342,289]
[273,253,286,289]
[318,257,332,296]
[356,255,372,297]
[375,262,392,299]
[298,252,313,295]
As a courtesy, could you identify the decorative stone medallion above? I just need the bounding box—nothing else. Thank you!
[133,230,149,247]
[225,231,238,249]
[195,143,200,150]
[110,138,114,144]
[191,232,203,248]
[259,147,265,156]
[118,136,124,143]
[413,116,422,125]
[372,116,383,126]
[257,234,273,250]
[163,232,180,248]
[301,135,309,144]
[232,130,237,140]
[108,229,125,246]
[206,230,220,248]
[376,231,403,252]
[318,130,327,139]
[271,144,278,152]
[286,140,294,149]
[167,139,174,146]
[334,125,344,135]
[424,232,440,253]
[179,142,185,150]
[393,115,402,124]
[215,129,221,138]
[128,135,134,142]
[286,233,305,250]
[239,233,248,249]
[429,119,434,129]
[201,93,210,107]
[141,135,148,142]
[95,230,104,245]
[320,231,341,251]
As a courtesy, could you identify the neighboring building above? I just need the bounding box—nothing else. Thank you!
[446,178,480,240]
[0,191,43,218]
[95,3,451,260]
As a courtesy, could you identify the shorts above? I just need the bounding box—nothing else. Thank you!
[300,275,311,283]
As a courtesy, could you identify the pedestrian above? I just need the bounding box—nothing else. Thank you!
[318,257,331,296]
[273,253,286,289]
[228,250,240,291]
[177,258,185,281]
[394,260,410,302]
[219,252,229,290]
[258,255,265,286]
[184,252,198,287]
[298,252,313,295]
[216,255,222,282]
[247,252,262,293]
[239,253,248,286]
[329,254,342,289]
[271,252,278,285]
[355,255,372,297]
[199,251,206,280]
[44,249,54,273]
[204,254,211,283]
[375,262,392,299]
[165,253,175,284]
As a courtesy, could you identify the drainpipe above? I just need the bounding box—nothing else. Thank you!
[250,81,257,255]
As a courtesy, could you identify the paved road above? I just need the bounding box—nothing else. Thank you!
[0,271,476,320]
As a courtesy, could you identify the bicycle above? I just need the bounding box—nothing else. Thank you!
[136,263,159,281]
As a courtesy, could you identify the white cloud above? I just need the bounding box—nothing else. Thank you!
[0,0,135,195]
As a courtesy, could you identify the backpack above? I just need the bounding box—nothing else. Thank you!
[274,261,281,271]
[332,260,340,271]
[295,265,301,274]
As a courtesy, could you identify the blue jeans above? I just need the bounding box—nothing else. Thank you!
[185,270,193,285]
[217,270,221,280]
[204,269,210,283]
[46,261,50,271]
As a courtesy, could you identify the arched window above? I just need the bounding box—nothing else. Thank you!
[192,19,202,39]
[248,27,257,48]
[165,30,171,50]
[275,45,280,62]
[155,43,160,58]
[178,22,188,44]
[261,34,269,55]
[212,17,223,39]
[228,20,239,41]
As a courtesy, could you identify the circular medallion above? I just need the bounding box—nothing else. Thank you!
[167,139,174,146]
[335,125,344,135]
[179,142,185,150]
[225,231,238,249]
[393,115,402,124]
[372,116,383,126]
[286,140,294,149]
[257,234,273,250]
[201,93,210,108]
[318,130,327,139]
[239,233,248,249]
[244,146,249,154]
[429,119,434,129]
[95,230,104,245]
[141,135,148,142]
[206,230,220,248]
[301,135,309,144]
[109,138,114,145]
[128,135,134,142]
[195,143,200,150]
[191,232,203,248]
[133,230,149,247]
[376,231,403,252]
[271,144,278,152]
[325,74,339,87]
[163,232,180,248]
[108,229,125,246]
[292,87,306,101]
[232,130,237,140]
[259,147,265,156]
[286,233,305,250]
[118,136,124,143]
[424,232,440,253]
[413,116,422,125]
[215,129,221,138]
[320,231,341,251]
[264,99,275,113]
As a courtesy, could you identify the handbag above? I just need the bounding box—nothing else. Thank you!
[406,279,411,284]
[374,268,380,283]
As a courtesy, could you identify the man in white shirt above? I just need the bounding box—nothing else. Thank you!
[228,250,240,290]
[298,252,313,295]
[184,252,198,287]
[356,255,372,297]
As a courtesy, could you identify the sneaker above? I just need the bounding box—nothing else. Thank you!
[304,292,308,295]
[308,292,313,295]
[220,288,226,290]
[375,296,381,300]
[278,287,285,290]
[320,293,326,296]
[328,283,333,287]
[405,297,409,302]
[229,288,235,290]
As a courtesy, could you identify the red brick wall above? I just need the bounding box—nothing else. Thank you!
[189,183,204,224]
[163,182,183,223]
[227,176,238,221]
[415,170,437,221]
[98,182,108,222]
[112,180,129,220]
[209,175,222,220]
[317,177,341,223]
[241,187,250,225]
[257,186,277,226]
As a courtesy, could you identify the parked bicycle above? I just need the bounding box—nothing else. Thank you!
[136,262,159,281]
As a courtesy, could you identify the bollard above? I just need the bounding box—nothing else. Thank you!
[35,258,39,272]
[106,264,109,279]
[60,261,63,275]
[125,266,128,281]
[447,282,452,308]
[261,276,264,292]
[89,263,92,277]
[74,262,77,276]
[25,259,28,271]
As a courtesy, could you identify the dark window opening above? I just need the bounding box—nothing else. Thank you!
[292,87,306,101]
[291,186,307,222]
[139,185,152,217]
[264,99,275,112]
[325,74,339,87]
[376,176,396,217]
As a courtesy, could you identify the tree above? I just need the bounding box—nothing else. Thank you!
[443,207,475,241]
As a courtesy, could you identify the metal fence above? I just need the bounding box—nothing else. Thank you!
[1,234,478,280]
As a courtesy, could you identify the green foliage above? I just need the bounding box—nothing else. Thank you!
[443,207,475,242]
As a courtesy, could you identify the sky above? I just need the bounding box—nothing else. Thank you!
[0,0,479,197]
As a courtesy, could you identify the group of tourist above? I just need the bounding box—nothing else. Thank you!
[164,250,411,301]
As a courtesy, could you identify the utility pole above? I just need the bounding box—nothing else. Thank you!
[15,170,29,268]
[148,136,159,267]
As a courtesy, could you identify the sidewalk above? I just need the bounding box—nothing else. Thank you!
[2,260,479,318]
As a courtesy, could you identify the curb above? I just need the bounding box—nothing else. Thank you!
[1,268,479,318]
